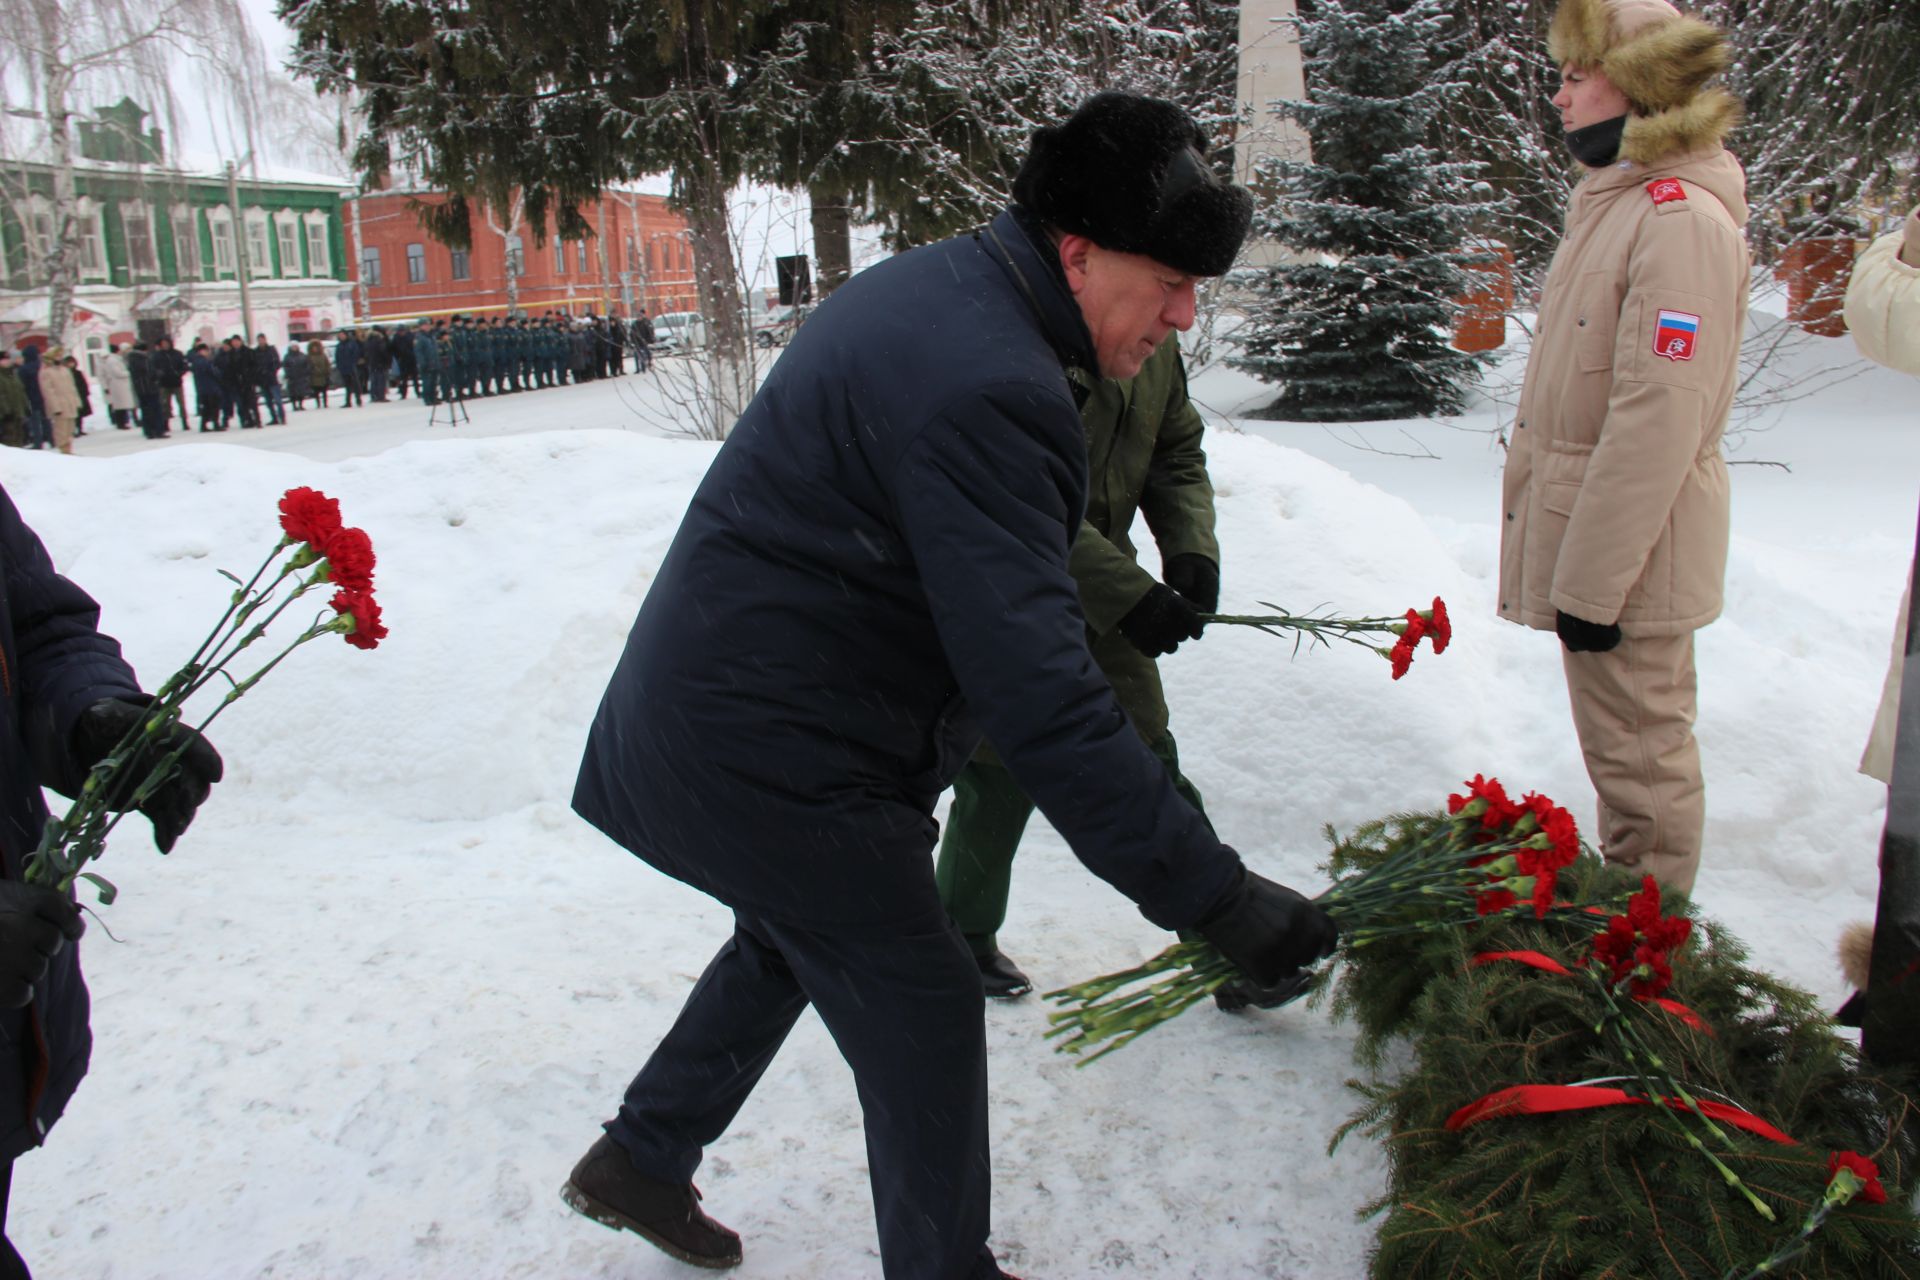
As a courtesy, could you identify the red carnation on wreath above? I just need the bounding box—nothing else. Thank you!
[1590,876,1692,998]
[279,486,343,546]
[1827,1150,1889,1205]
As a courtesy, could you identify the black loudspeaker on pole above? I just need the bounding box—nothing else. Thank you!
[1864,499,1920,1073]
[776,255,813,306]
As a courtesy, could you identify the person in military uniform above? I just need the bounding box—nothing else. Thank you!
[449,318,472,400]
[416,319,442,406]
[934,335,1226,1000]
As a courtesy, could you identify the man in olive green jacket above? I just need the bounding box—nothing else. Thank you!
[935,334,1224,998]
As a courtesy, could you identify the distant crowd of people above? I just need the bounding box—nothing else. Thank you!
[0,310,660,448]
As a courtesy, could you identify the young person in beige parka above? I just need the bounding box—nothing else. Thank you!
[1499,0,1750,897]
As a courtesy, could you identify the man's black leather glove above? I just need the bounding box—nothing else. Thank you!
[1198,868,1339,989]
[1116,584,1205,657]
[1556,609,1622,654]
[70,698,224,853]
[1161,554,1220,615]
[0,882,84,1009]
[1213,968,1315,1013]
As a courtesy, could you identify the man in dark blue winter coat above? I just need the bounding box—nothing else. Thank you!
[0,484,222,1275]
[565,94,1338,1280]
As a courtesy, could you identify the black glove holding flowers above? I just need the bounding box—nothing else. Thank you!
[1161,553,1220,614]
[1198,868,1339,989]
[1116,584,1206,657]
[69,698,224,853]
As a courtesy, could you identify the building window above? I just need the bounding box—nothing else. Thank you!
[626,236,637,273]
[577,239,589,273]
[450,248,470,281]
[170,207,202,280]
[304,217,330,276]
[359,244,382,286]
[244,210,272,278]
[76,200,108,278]
[505,233,524,277]
[554,238,567,275]
[406,242,427,284]
[208,208,236,275]
[121,203,159,276]
[280,216,305,276]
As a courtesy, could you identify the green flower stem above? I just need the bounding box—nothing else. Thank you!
[1588,972,1776,1222]
[157,539,293,702]
[1202,607,1413,658]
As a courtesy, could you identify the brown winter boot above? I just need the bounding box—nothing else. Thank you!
[561,1134,743,1269]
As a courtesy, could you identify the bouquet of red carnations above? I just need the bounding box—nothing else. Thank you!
[25,487,386,901]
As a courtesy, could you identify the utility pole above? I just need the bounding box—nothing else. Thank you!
[224,159,255,341]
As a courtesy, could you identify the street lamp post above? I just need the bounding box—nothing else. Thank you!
[224,157,255,342]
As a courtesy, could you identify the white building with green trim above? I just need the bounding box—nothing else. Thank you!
[0,99,354,377]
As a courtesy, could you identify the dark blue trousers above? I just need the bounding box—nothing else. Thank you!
[606,910,1003,1280]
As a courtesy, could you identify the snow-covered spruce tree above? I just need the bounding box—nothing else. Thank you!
[831,0,1239,251]
[1233,0,1491,422]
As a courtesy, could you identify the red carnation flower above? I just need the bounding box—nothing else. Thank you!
[1590,876,1691,998]
[279,487,342,546]
[1449,775,1526,832]
[1389,634,1416,680]
[331,587,388,650]
[1827,1151,1889,1205]
[319,526,377,594]
[1427,597,1451,654]
[1474,886,1518,916]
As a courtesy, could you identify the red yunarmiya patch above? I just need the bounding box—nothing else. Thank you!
[1646,178,1687,205]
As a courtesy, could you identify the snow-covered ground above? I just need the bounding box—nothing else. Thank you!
[1,309,1908,1278]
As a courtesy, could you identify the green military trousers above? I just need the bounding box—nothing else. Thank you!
[934,731,1208,958]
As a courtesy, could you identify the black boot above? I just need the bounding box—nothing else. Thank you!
[562,1135,742,1269]
[973,947,1032,1000]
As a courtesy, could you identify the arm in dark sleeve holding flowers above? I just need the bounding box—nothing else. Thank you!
[893,384,1241,930]
[0,485,142,798]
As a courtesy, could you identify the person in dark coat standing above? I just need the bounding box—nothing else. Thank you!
[15,349,48,451]
[214,337,258,429]
[282,342,313,410]
[252,335,286,425]
[334,331,365,408]
[186,343,224,431]
[562,94,1334,1280]
[152,338,189,429]
[391,326,415,400]
[0,482,222,1276]
[363,327,390,402]
[125,343,167,439]
[60,357,90,438]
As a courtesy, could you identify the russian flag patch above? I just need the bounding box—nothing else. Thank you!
[1653,309,1700,362]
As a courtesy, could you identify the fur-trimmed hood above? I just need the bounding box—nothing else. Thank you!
[1551,0,1741,165]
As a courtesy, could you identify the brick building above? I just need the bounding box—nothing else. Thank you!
[347,186,697,322]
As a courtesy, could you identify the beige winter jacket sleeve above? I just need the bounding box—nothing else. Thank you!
[1549,191,1746,627]
[1845,209,1920,376]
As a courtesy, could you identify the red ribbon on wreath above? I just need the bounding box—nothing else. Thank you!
[1445,1083,1798,1145]
[1471,950,1712,1033]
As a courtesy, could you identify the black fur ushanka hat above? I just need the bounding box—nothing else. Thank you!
[1012,93,1253,278]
